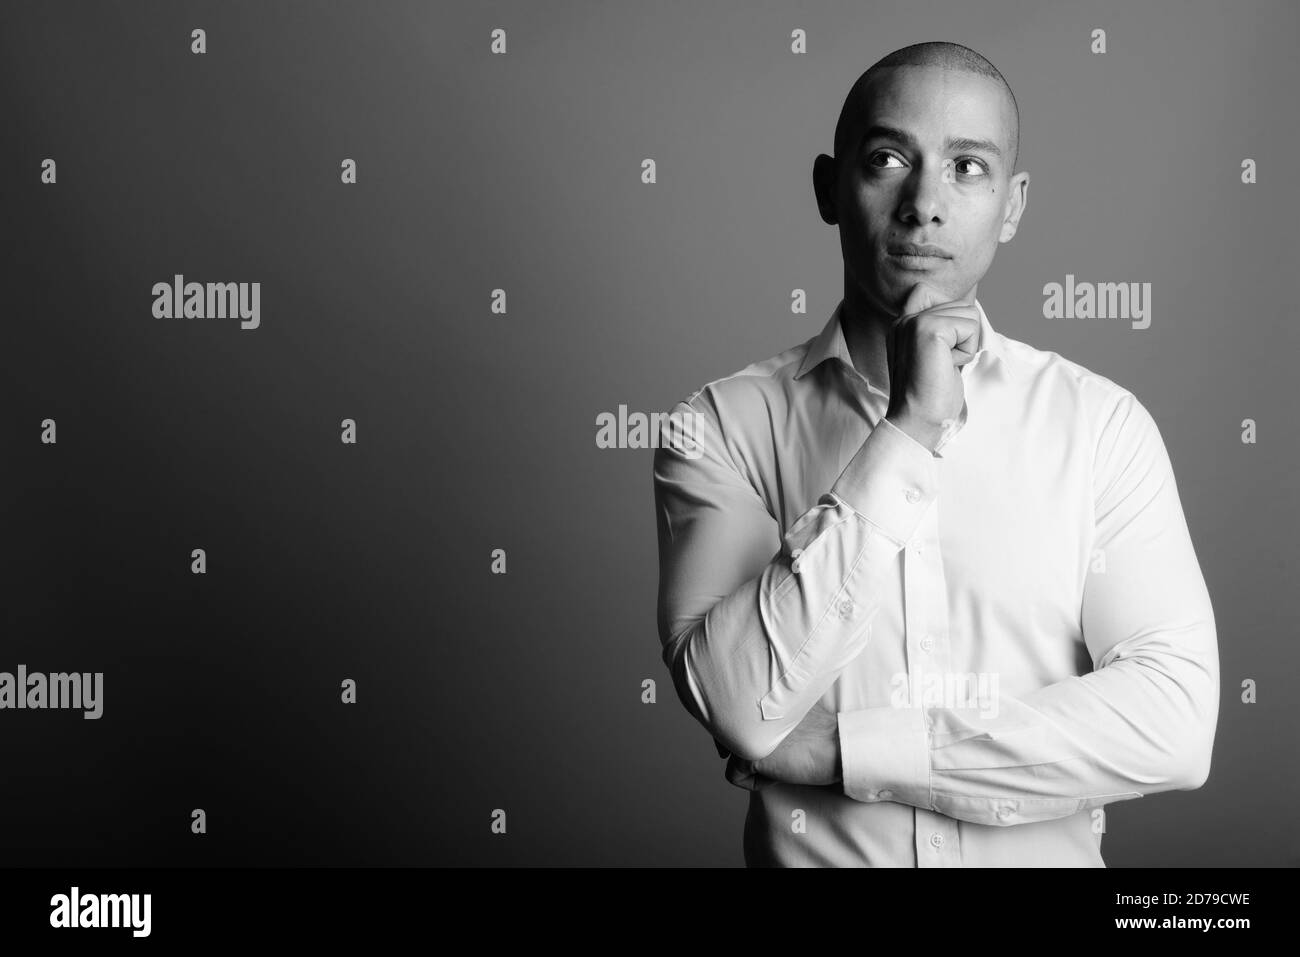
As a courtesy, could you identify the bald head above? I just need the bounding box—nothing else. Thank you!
[834,41,1020,173]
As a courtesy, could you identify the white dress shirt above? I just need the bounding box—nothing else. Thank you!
[652,299,1219,866]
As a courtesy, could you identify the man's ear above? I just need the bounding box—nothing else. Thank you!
[998,170,1030,243]
[813,153,838,226]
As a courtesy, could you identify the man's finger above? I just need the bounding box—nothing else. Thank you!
[899,281,945,319]
[903,312,979,346]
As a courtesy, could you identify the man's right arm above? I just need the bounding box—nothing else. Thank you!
[652,392,940,763]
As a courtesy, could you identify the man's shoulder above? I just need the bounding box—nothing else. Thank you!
[997,331,1165,455]
[670,336,816,415]
[999,330,1139,410]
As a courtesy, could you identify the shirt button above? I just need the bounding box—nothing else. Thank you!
[996,806,1015,822]
[837,598,855,619]
[929,833,945,849]
[877,789,893,801]
[789,548,804,560]
[919,636,935,652]
[905,488,922,504]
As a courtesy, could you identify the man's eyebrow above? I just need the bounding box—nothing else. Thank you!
[862,125,1003,159]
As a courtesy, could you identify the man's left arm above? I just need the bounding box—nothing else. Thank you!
[829,390,1220,827]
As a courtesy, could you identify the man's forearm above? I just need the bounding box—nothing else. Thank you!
[658,417,941,762]
[834,621,1218,826]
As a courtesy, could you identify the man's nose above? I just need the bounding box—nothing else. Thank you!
[897,161,949,224]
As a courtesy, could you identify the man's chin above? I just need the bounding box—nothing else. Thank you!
[864,276,955,314]
[881,270,977,310]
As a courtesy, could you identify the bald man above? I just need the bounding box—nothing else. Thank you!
[652,42,1218,866]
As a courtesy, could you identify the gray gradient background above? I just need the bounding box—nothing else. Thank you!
[2,0,1296,866]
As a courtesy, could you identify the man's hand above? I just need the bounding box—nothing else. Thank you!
[749,699,842,787]
[884,282,981,451]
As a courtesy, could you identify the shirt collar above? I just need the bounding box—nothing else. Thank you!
[792,297,1012,384]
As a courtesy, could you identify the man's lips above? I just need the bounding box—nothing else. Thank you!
[887,243,953,258]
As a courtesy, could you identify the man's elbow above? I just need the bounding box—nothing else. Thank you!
[668,673,772,763]
[1172,737,1213,792]
[1159,711,1214,792]
[663,629,774,762]
[712,721,784,765]
[1135,643,1218,793]
[1175,668,1218,792]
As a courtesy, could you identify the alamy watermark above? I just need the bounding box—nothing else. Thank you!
[890,670,1000,719]
[595,404,704,459]
[1043,275,1151,330]
[153,274,260,329]
[50,887,150,937]
[0,666,103,719]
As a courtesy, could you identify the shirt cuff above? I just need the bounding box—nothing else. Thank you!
[837,706,931,809]
[829,418,939,545]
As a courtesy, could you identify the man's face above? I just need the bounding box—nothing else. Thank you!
[823,65,1027,314]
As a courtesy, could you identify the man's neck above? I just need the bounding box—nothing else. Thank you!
[839,288,895,391]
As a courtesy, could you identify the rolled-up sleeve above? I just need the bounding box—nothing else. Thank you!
[653,391,938,763]
[837,391,1220,827]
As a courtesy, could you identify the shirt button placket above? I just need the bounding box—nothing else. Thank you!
[904,536,937,866]
[915,812,960,867]
[908,500,958,867]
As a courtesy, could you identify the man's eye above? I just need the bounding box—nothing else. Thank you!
[869,152,905,169]
[955,158,989,177]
